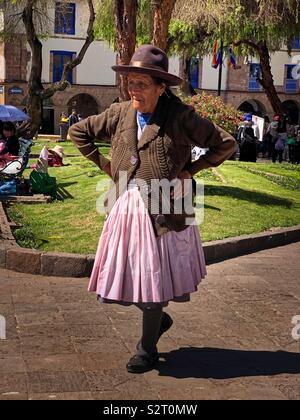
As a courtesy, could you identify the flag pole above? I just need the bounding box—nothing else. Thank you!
[217,39,223,96]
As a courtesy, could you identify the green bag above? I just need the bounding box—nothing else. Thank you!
[287,138,296,146]
[30,171,57,198]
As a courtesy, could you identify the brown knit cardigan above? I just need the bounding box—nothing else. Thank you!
[69,95,237,236]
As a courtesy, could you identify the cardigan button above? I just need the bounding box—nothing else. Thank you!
[141,184,151,195]
[156,214,166,226]
[130,155,138,165]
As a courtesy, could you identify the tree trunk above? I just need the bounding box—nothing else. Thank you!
[152,0,177,51]
[20,2,44,138]
[235,39,284,116]
[179,54,197,96]
[257,41,284,116]
[19,0,95,138]
[114,0,137,101]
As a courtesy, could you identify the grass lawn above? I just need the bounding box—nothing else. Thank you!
[6,140,300,254]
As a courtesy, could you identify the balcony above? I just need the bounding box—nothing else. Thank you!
[248,64,262,91]
[285,64,299,93]
[248,78,262,91]
[285,79,298,93]
[292,37,300,50]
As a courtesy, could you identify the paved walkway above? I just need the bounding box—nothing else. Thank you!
[0,243,299,400]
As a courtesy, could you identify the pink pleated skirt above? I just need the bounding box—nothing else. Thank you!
[88,182,207,305]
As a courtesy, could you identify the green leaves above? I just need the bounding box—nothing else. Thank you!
[94,0,152,48]
[94,0,115,47]
[181,92,243,135]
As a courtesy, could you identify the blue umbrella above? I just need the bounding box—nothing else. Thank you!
[0,105,30,122]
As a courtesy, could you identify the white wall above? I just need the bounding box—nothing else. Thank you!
[36,38,180,86]
[168,55,180,77]
[201,55,228,90]
[270,51,300,86]
[39,38,116,85]
[200,50,300,89]
[0,52,5,80]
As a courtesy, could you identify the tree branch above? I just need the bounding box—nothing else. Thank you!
[22,0,43,94]
[22,0,39,50]
[42,0,95,99]
[233,39,259,51]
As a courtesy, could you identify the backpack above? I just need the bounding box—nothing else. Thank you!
[30,171,57,198]
[287,138,296,146]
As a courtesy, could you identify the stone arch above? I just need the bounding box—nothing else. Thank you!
[67,93,99,119]
[282,100,300,125]
[238,99,267,117]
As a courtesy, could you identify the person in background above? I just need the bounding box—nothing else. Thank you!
[267,115,280,159]
[287,130,297,164]
[236,113,253,143]
[59,112,69,142]
[0,122,19,156]
[295,130,300,165]
[48,145,66,167]
[273,115,287,164]
[261,116,270,158]
[285,123,295,162]
[68,109,79,127]
[239,126,257,162]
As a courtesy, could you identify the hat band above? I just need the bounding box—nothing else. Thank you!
[129,61,168,73]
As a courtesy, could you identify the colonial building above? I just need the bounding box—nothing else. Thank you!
[0,0,179,134]
[0,0,121,134]
[190,38,300,124]
[0,0,299,134]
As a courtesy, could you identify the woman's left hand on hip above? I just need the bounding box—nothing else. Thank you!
[171,170,192,200]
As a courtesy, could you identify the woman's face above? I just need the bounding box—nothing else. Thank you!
[127,73,165,113]
[3,129,14,138]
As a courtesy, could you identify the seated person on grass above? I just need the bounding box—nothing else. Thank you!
[0,122,20,170]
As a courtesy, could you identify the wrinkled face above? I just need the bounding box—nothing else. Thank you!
[127,73,166,113]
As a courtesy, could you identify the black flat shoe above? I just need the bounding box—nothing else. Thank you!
[126,352,159,374]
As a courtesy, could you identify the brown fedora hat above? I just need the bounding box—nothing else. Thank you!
[112,45,183,86]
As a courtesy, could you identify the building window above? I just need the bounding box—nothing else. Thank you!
[189,58,200,89]
[292,37,300,50]
[248,63,262,91]
[52,51,75,84]
[55,2,76,35]
[285,64,298,93]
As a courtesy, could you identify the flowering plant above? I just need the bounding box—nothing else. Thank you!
[181,92,243,135]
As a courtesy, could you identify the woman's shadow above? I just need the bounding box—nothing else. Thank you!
[156,347,300,379]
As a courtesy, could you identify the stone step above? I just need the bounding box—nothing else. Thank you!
[0,203,16,243]
[0,195,52,203]
[36,134,61,142]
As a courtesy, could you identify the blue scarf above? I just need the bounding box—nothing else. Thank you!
[137,112,152,131]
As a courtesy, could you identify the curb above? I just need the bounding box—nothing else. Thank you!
[1,225,300,278]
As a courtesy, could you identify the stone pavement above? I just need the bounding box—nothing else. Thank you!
[0,243,299,400]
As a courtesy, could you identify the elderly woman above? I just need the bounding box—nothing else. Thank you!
[69,45,236,374]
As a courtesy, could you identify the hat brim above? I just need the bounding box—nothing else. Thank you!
[111,65,183,86]
[50,149,66,158]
